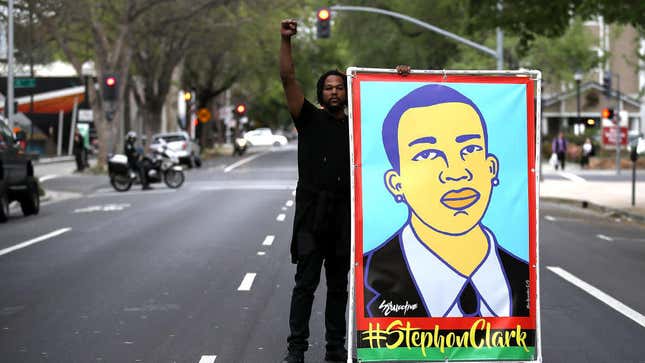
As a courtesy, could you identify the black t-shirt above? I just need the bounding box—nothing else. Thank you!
[294,99,350,194]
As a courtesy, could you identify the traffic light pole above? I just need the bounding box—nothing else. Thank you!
[7,0,15,128]
[329,5,504,70]
[615,74,621,175]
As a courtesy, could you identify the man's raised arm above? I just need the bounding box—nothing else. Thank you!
[280,19,305,120]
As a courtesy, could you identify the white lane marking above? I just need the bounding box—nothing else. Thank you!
[198,355,217,363]
[237,273,257,291]
[545,215,556,222]
[292,190,296,196]
[547,266,645,328]
[38,175,58,182]
[276,214,286,222]
[281,207,287,211]
[74,203,131,213]
[262,235,275,246]
[198,185,295,191]
[0,228,72,257]
[286,200,294,207]
[89,189,177,198]
[224,152,268,173]
[596,234,614,242]
[257,251,266,256]
[558,171,587,183]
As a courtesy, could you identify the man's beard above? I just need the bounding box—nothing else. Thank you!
[322,99,346,113]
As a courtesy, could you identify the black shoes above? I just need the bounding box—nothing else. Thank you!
[281,351,304,363]
[325,348,357,362]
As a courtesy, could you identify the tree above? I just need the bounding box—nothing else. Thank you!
[130,0,233,141]
[25,0,172,168]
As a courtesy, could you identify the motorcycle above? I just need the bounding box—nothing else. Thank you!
[232,137,248,156]
[108,142,185,192]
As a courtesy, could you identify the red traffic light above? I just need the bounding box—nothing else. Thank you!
[105,76,116,87]
[601,107,614,119]
[235,104,246,115]
[317,8,330,21]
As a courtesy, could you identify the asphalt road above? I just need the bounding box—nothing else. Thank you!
[1,146,644,363]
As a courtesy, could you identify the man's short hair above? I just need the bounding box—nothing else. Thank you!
[316,69,347,105]
[382,84,488,172]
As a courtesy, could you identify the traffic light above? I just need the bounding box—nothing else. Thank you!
[316,8,331,38]
[601,107,614,120]
[602,72,612,98]
[234,103,246,116]
[102,74,118,101]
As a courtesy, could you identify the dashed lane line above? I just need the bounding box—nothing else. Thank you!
[198,355,217,363]
[545,215,556,222]
[547,266,645,328]
[237,273,257,291]
[276,213,286,222]
[0,228,72,257]
[286,200,294,207]
[262,235,275,246]
[596,234,614,242]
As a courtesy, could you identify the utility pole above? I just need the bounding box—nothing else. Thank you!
[7,0,15,128]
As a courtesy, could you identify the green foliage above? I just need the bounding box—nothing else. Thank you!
[521,18,601,86]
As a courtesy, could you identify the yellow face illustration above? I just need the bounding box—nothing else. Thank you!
[385,102,499,235]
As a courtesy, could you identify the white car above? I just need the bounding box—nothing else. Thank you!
[150,131,201,168]
[243,128,288,147]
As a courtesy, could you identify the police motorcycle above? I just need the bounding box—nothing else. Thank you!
[108,139,185,192]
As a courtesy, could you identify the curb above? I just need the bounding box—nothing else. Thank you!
[34,156,75,164]
[541,196,645,224]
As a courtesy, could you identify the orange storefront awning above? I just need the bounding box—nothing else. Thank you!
[1,86,86,114]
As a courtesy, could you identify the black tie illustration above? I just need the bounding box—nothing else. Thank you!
[459,280,479,316]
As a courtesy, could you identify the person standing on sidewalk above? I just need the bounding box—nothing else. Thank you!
[552,131,568,171]
[73,129,86,172]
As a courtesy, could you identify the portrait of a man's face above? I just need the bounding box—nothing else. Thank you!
[385,102,499,235]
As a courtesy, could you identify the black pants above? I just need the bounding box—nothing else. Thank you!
[556,151,566,170]
[287,250,350,354]
[74,150,85,171]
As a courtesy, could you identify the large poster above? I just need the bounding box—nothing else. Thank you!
[348,69,540,362]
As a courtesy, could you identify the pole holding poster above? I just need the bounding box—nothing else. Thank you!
[346,68,542,362]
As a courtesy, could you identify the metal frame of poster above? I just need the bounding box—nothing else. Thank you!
[346,68,542,363]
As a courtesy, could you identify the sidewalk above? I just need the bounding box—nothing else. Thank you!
[540,161,645,222]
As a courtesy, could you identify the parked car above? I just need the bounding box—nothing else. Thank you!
[243,128,288,147]
[0,118,39,222]
[150,131,201,168]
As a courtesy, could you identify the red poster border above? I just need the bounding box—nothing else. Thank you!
[351,73,537,331]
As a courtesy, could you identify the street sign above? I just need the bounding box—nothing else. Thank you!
[14,77,36,88]
[197,108,211,123]
[78,109,93,122]
[602,126,628,147]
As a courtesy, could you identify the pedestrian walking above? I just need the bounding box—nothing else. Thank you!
[552,131,568,170]
[73,129,86,172]
[580,137,593,169]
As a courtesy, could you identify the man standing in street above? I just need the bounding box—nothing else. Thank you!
[279,18,352,363]
[552,131,568,171]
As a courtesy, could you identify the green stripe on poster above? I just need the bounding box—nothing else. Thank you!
[357,346,535,361]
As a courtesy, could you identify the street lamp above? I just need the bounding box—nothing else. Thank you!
[574,70,583,125]
[81,61,95,108]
